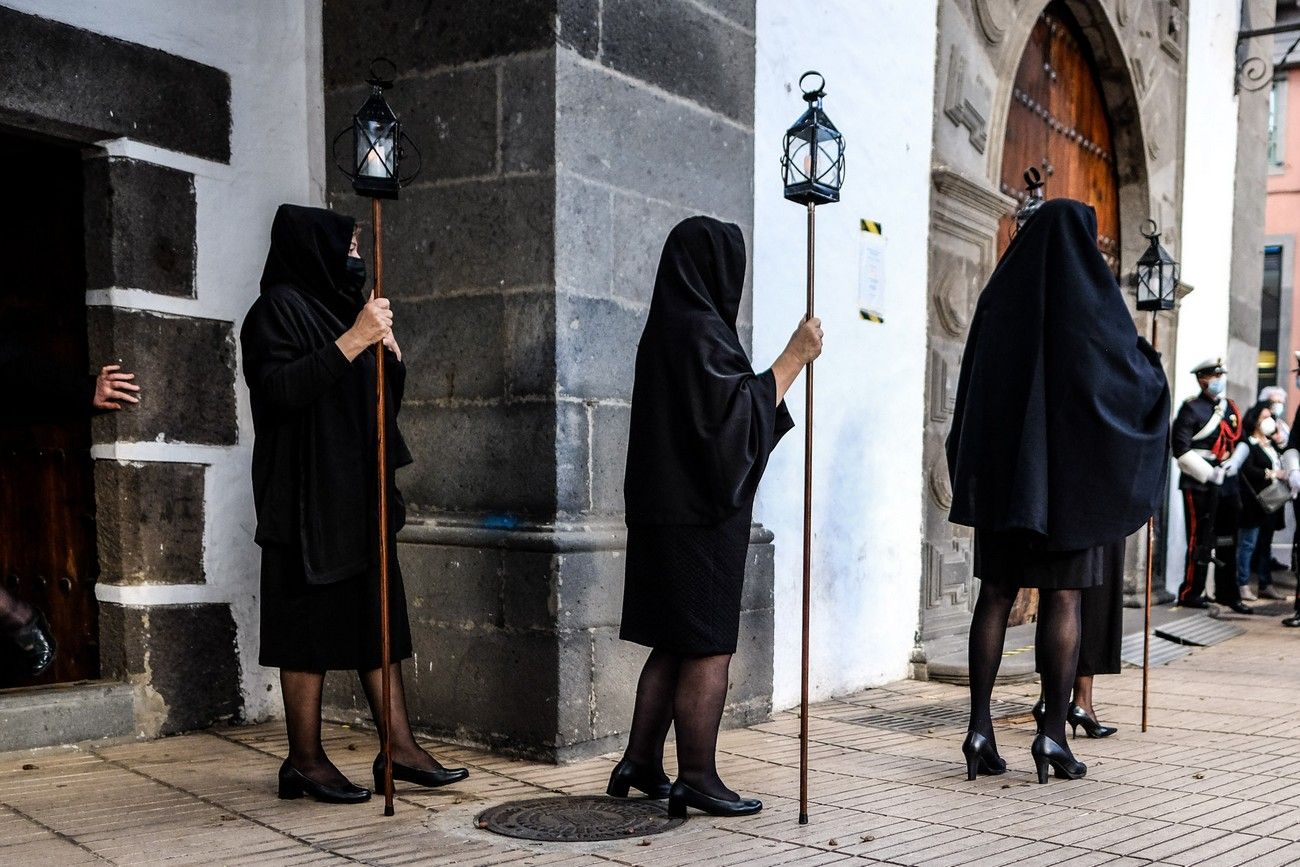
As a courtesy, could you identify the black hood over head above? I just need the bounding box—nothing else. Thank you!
[624,216,793,525]
[945,197,1170,550]
[260,204,362,324]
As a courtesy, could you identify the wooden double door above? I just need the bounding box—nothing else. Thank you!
[0,131,101,686]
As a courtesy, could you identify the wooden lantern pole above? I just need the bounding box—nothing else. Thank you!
[373,197,395,816]
[1142,312,1158,733]
[798,200,816,826]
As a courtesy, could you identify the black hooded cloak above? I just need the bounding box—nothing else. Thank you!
[619,216,793,655]
[241,204,411,587]
[946,197,1169,552]
[623,216,794,525]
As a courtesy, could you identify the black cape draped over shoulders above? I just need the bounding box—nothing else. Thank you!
[241,204,411,585]
[624,216,794,525]
[945,198,1170,550]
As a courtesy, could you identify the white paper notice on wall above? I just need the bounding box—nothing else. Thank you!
[858,219,886,323]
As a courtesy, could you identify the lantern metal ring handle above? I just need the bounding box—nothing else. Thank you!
[1023,166,1043,191]
[1141,218,1160,240]
[368,56,397,88]
[799,70,826,101]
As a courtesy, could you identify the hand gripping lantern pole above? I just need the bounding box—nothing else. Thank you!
[332,57,422,816]
[779,70,845,826]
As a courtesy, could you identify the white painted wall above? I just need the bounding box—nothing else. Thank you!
[2,0,323,720]
[753,0,938,709]
[1164,1,1242,594]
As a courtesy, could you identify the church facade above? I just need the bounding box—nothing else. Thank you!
[0,0,1268,759]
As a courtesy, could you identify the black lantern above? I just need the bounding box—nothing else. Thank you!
[333,58,420,199]
[781,71,846,205]
[1135,219,1179,311]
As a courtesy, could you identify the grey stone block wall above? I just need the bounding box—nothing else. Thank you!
[0,6,230,162]
[94,461,206,586]
[322,0,765,762]
[83,157,197,297]
[87,308,237,446]
[100,603,241,735]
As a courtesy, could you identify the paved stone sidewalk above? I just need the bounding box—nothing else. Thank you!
[2,609,1299,866]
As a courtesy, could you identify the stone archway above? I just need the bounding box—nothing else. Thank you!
[918,0,1175,672]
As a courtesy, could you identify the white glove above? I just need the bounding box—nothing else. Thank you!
[1210,467,1227,486]
[1223,442,1248,477]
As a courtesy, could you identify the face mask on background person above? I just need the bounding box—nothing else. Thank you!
[1207,376,1226,397]
[1261,417,1278,437]
[1271,401,1285,419]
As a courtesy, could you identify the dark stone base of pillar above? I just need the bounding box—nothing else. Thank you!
[322,515,775,763]
[99,602,242,735]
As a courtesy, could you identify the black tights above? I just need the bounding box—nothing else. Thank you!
[968,583,1081,751]
[623,648,736,801]
[281,663,448,785]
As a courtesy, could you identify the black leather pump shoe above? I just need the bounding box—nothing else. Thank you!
[961,731,1007,781]
[11,609,56,678]
[1031,699,1046,734]
[1068,703,1117,739]
[667,781,761,817]
[1030,734,1086,784]
[607,758,670,799]
[277,761,370,803]
[373,754,469,792]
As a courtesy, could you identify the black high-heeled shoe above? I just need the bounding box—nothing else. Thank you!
[606,758,671,799]
[1030,734,1086,784]
[666,781,762,817]
[961,731,1006,781]
[1031,699,1046,734]
[373,754,469,792]
[1067,703,1117,739]
[277,760,370,803]
[10,609,56,678]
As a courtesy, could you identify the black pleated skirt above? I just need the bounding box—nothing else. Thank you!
[974,529,1106,590]
[619,507,752,656]
[259,542,412,671]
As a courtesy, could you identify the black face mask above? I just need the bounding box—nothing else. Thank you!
[344,256,367,296]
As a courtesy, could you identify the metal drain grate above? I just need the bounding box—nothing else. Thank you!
[476,796,685,842]
[1155,615,1246,647]
[849,699,1031,732]
[1120,631,1193,667]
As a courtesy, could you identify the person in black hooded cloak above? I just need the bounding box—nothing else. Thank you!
[946,198,1169,785]
[241,204,467,804]
[606,216,822,818]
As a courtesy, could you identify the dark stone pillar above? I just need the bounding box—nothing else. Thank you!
[322,0,765,761]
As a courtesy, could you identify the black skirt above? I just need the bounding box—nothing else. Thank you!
[1077,539,1126,676]
[619,507,752,656]
[259,542,412,671]
[974,529,1105,590]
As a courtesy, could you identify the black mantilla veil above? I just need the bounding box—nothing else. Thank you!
[624,216,794,525]
[242,203,410,585]
[945,197,1169,550]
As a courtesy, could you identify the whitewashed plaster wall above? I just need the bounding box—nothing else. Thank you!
[1165,0,1243,595]
[3,0,324,720]
[753,0,938,708]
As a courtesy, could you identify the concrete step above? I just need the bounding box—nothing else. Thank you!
[0,680,135,751]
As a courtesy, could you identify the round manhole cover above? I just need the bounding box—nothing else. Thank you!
[476,796,686,842]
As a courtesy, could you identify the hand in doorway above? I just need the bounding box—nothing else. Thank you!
[92,364,140,411]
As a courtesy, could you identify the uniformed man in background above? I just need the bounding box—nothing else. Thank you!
[1172,359,1253,615]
